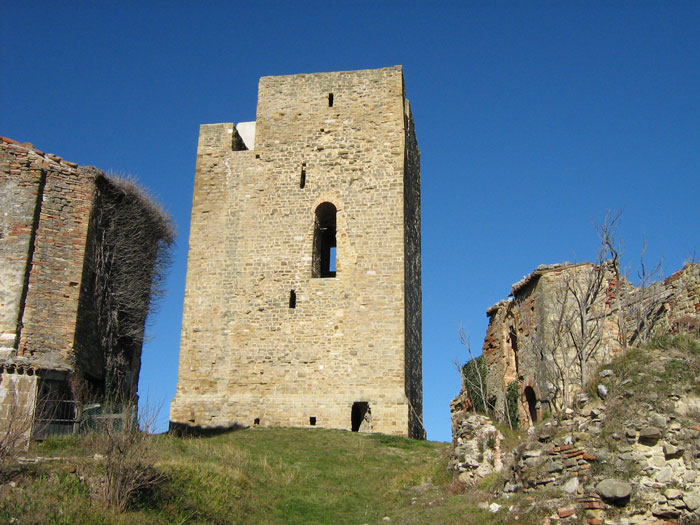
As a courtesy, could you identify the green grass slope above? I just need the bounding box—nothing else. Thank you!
[0,426,501,525]
[6,334,695,525]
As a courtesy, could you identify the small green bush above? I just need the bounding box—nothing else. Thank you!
[505,381,519,430]
[462,356,492,414]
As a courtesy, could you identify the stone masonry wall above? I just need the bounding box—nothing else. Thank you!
[465,261,700,432]
[17,165,96,369]
[664,262,700,332]
[171,67,423,437]
[0,138,95,370]
[0,143,44,356]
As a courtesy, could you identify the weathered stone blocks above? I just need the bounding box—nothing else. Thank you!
[170,67,423,438]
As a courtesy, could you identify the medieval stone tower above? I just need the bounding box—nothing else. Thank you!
[170,66,423,438]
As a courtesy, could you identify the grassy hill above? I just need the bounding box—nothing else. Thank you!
[2,333,698,524]
[0,424,509,525]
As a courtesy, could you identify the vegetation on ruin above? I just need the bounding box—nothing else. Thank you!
[461,331,700,523]
[78,175,175,404]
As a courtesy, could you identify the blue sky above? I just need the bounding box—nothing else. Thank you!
[2,2,698,442]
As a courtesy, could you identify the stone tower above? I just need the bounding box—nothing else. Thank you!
[170,66,423,438]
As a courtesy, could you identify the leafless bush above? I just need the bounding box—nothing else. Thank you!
[81,402,163,513]
[0,377,63,475]
[0,402,32,478]
[514,213,621,413]
[457,325,490,415]
[84,175,175,403]
[624,239,668,345]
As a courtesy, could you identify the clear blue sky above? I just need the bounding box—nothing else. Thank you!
[2,2,698,442]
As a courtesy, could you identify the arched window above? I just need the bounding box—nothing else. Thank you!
[312,202,336,278]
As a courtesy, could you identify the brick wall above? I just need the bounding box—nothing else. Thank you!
[0,142,44,355]
[1,138,95,370]
[1,137,166,414]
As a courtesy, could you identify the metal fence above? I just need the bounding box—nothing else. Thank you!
[32,399,79,440]
[31,402,135,440]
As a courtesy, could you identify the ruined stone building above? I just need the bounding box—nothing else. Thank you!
[0,137,173,438]
[170,66,423,438]
[454,261,700,430]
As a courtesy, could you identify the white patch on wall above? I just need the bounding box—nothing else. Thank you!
[237,122,256,150]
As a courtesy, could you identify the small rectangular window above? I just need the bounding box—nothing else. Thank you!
[328,93,334,107]
[309,416,317,426]
[289,290,296,309]
[300,163,306,189]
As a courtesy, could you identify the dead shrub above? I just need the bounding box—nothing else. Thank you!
[0,402,32,479]
[80,403,163,513]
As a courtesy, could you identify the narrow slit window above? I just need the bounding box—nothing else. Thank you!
[312,202,337,278]
[328,93,334,107]
[289,290,296,309]
[300,163,306,189]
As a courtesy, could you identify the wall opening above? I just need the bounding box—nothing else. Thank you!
[253,418,260,425]
[328,93,334,107]
[312,202,337,278]
[509,327,520,378]
[289,290,296,309]
[231,128,247,151]
[309,416,316,426]
[329,247,336,273]
[351,402,371,432]
[524,386,538,424]
[300,163,306,189]
[33,377,77,439]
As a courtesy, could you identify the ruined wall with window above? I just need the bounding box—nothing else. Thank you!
[0,137,172,438]
[171,67,423,438]
[454,261,700,433]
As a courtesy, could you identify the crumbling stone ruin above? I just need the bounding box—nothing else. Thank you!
[0,137,173,439]
[449,261,700,523]
[170,66,423,438]
[453,261,699,432]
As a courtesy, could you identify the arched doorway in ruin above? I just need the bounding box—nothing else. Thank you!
[523,386,538,425]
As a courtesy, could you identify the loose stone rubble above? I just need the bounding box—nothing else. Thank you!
[450,341,700,524]
[448,405,504,485]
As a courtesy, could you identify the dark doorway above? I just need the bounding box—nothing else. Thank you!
[351,402,371,432]
[524,386,538,424]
